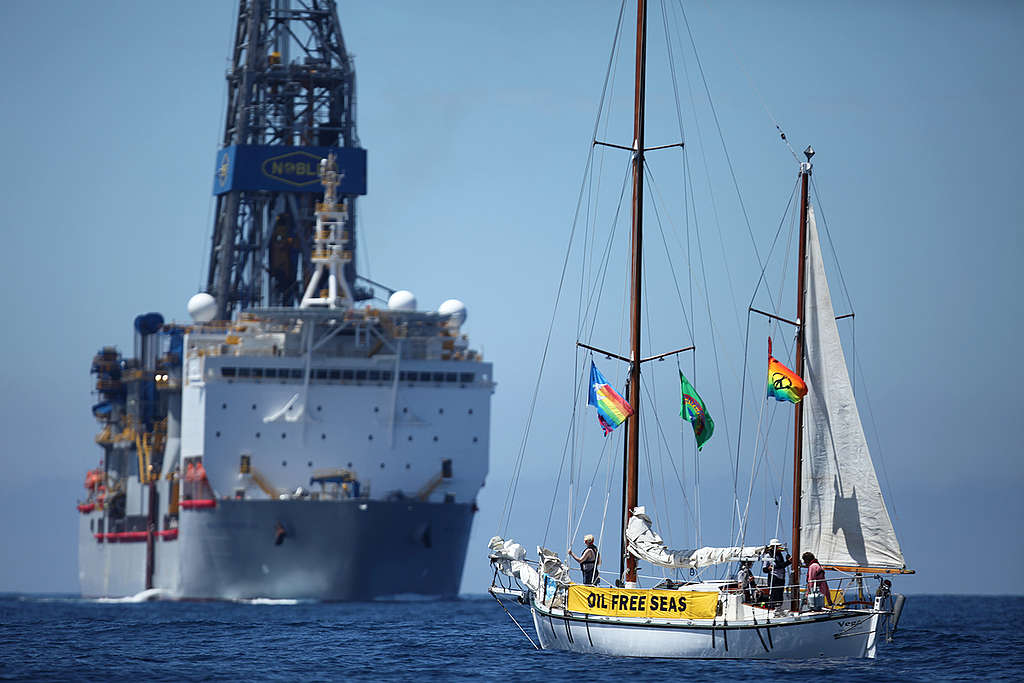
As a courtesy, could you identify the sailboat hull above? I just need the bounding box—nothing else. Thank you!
[530,603,880,659]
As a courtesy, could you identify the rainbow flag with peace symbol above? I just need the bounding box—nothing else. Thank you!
[679,371,714,450]
[766,337,807,404]
[587,361,633,436]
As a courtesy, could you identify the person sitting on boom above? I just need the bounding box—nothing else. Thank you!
[568,534,600,585]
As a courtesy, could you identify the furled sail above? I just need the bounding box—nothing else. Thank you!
[800,205,906,571]
[626,507,765,569]
[488,536,541,591]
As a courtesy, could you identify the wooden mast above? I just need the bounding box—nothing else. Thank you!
[790,146,814,609]
[624,0,647,587]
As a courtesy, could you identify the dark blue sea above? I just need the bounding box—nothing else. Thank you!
[0,594,1018,681]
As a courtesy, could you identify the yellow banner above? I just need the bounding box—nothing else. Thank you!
[567,586,718,620]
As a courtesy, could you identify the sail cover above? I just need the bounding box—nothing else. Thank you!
[800,205,906,571]
[626,507,765,569]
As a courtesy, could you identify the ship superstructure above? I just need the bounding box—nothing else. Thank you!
[77,0,493,600]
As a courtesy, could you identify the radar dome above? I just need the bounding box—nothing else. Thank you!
[387,290,417,311]
[188,292,217,323]
[438,299,467,327]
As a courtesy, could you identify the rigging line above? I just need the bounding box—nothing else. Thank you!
[568,351,598,547]
[685,154,743,544]
[642,161,695,341]
[676,0,771,287]
[639,260,675,547]
[667,2,744,345]
[736,379,768,548]
[569,434,612,548]
[498,146,594,537]
[596,428,618,586]
[499,0,627,536]
[745,177,799,316]
[542,397,584,548]
[809,177,856,318]
[639,376,697,528]
[695,0,801,164]
[774,407,793,542]
[660,0,688,153]
[732,183,799,527]
[580,160,634,341]
[773,190,799,345]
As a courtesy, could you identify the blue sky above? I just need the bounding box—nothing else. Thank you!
[0,1,1021,596]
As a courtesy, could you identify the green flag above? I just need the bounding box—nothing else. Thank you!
[679,371,714,450]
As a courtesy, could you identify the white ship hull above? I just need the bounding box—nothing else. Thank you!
[530,600,881,659]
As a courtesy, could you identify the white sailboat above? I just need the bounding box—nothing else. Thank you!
[488,0,909,659]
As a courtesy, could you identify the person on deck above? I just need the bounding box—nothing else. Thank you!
[802,552,833,607]
[762,539,791,608]
[737,560,758,604]
[569,534,600,585]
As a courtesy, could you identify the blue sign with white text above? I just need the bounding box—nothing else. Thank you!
[213,145,367,195]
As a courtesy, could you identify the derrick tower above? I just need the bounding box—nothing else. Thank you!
[207,0,369,320]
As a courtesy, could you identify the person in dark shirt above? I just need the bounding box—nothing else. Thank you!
[568,534,600,585]
[762,539,791,609]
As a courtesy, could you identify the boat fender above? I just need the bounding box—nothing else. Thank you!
[888,594,906,642]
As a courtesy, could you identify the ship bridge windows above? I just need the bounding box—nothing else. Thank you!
[217,365,432,385]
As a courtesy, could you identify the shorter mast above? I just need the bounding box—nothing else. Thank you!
[790,145,813,609]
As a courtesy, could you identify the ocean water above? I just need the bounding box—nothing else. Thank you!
[0,594,1019,681]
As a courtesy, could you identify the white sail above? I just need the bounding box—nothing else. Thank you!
[626,508,765,569]
[800,205,905,571]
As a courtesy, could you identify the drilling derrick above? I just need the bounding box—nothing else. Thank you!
[207,0,368,320]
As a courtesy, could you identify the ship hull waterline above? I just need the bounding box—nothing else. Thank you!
[529,600,881,659]
[79,498,475,601]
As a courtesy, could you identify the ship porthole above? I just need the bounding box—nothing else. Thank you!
[433,436,438,442]
[215,431,221,438]
[321,433,326,440]
[251,404,256,410]
[256,432,261,439]
[281,432,287,439]
[282,460,287,467]
[473,437,478,443]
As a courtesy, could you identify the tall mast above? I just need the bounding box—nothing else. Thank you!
[624,0,648,587]
[790,145,814,608]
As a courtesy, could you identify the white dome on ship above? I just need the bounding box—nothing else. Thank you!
[188,292,217,323]
[387,290,417,311]
[438,298,467,327]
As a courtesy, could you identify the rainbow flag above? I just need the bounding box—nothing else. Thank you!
[766,338,807,404]
[679,372,714,450]
[588,361,633,435]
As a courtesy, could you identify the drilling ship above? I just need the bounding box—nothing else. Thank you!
[76,1,493,600]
